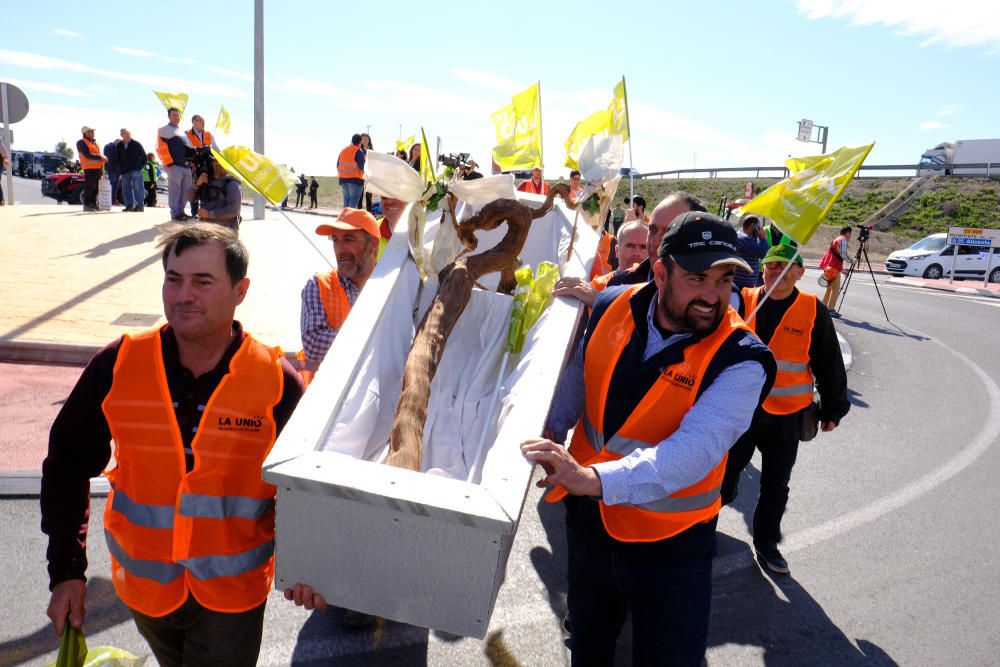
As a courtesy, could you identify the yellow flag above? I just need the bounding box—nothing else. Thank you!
[212,146,298,206]
[396,135,414,153]
[216,106,231,135]
[740,143,875,245]
[608,77,630,141]
[491,82,542,171]
[419,128,436,184]
[564,109,613,170]
[153,91,189,118]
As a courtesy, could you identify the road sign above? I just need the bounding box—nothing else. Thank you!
[947,226,1000,248]
[797,119,813,142]
[0,82,29,124]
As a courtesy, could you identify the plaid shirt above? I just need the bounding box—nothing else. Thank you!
[300,272,360,363]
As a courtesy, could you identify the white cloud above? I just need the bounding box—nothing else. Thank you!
[920,120,949,130]
[54,28,82,38]
[936,104,960,117]
[2,77,90,98]
[795,0,1000,53]
[112,46,197,65]
[0,49,244,98]
[207,66,252,82]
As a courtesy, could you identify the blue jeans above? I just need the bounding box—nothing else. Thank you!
[564,496,714,667]
[120,170,145,209]
[340,181,362,209]
[108,171,120,204]
[167,165,192,219]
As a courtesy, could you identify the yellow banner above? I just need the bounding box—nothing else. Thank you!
[396,135,414,153]
[216,106,231,135]
[740,143,875,245]
[564,109,613,170]
[609,77,629,141]
[491,82,542,171]
[419,128,436,184]
[153,91,189,118]
[212,146,298,206]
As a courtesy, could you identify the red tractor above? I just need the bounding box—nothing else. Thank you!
[41,173,87,205]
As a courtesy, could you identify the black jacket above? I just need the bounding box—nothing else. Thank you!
[117,139,146,173]
[103,141,121,174]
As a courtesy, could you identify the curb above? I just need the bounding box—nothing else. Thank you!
[0,472,109,497]
[887,277,1000,299]
[0,338,301,366]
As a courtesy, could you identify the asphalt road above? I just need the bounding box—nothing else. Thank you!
[2,269,999,665]
[2,175,52,205]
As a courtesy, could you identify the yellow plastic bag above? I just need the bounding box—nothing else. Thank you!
[49,622,146,667]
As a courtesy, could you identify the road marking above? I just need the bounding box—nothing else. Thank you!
[715,325,1000,575]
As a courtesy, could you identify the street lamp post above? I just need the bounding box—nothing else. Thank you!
[252,0,265,220]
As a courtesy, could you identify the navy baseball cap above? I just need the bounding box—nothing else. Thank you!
[659,211,751,273]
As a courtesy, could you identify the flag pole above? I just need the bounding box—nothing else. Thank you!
[537,80,544,172]
[622,76,634,203]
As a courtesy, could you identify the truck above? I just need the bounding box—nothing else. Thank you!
[918,139,1000,176]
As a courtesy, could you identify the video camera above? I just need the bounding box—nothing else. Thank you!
[438,152,483,180]
[856,223,872,243]
[187,146,215,181]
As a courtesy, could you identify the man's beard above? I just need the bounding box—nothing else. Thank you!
[658,282,724,334]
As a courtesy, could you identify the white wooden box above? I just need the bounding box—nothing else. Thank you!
[263,195,598,638]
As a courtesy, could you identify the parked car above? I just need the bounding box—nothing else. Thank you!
[41,172,86,204]
[885,233,1000,282]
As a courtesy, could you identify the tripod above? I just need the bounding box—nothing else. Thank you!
[837,233,891,322]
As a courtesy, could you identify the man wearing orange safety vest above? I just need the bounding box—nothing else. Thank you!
[186,114,218,219]
[722,243,850,575]
[297,208,380,385]
[42,224,305,666]
[523,212,776,665]
[516,166,550,195]
[75,125,107,211]
[337,133,366,209]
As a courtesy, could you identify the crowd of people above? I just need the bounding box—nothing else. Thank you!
[40,134,854,663]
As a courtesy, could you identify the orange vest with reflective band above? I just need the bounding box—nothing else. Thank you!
[547,285,751,542]
[517,179,550,195]
[296,270,352,385]
[186,129,213,148]
[337,145,364,180]
[742,286,815,415]
[101,328,284,617]
[156,131,174,167]
[80,137,103,170]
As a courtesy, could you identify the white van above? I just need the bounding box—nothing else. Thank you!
[885,233,1000,282]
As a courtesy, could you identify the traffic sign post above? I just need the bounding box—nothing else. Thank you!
[946,226,1000,286]
[1,82,29,206]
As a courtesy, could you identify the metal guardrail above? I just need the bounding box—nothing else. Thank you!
[637,162,998,179]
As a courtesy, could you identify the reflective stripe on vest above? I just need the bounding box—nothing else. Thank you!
[337,145,364,180]
[548,284,751,542]
[101,327,283,616]
[80,137,103,170]
[186,129,213,148]
[742,286,816,414]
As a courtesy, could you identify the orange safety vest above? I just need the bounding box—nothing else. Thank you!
[742,286,816,415]
[101,328,284,617]
[548,285,751,542]
[156,128,175,167]
[80,137,103,170]
[186,129,214,148]
[517,179,550,195]
[337,145,364,181]
[296,270,352,385]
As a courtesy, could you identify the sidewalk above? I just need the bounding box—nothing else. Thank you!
[887,275,1000,298]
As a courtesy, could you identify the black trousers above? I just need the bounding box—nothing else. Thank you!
[295,190,305,206]
[721,411,800,547]
[82,169,101,207]
[131,596,266,667]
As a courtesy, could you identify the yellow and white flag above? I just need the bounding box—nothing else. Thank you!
[216,106,231,135]
[740,143,875,245]
[212,146,298,206]
[153,91,189,118]
[491,82,542,171]
[419,128,436,184]
[564,78,631,170]
[396,135,414,153]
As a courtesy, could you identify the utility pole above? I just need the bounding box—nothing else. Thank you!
[252,0,265,220]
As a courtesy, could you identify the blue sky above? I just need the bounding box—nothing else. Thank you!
[2,0,997,177]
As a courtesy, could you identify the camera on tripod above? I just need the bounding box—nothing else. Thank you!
[437,152,482,180]
[187,146,215,180]
[855,223,872,243]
